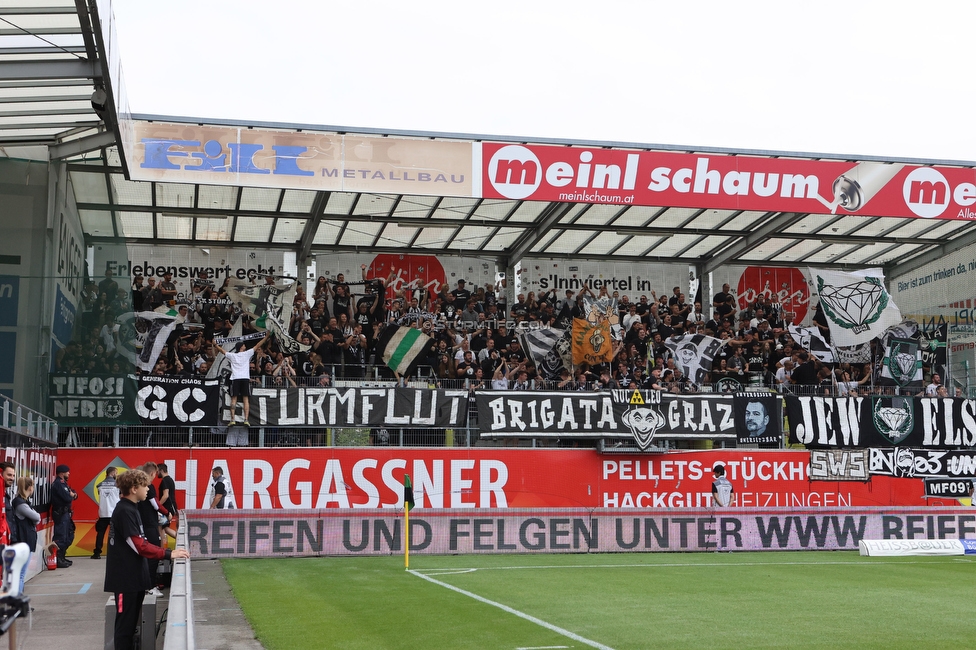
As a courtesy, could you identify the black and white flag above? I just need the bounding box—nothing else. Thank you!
[134,312,178,372]
[226,281,309,355]
[521,327,569,379]
[878,337,922,390]
[788,324,836,363]
[663,333,725,384]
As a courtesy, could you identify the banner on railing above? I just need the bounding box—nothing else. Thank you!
[475,390,739,447]
[809,449,870,481]
[136,375,221,426]
[181,506,976,557]
[869,448,976,478]
[247,388,468,427]
[49,374,139,424]
[786,395,976,449]
[923,478,975,500]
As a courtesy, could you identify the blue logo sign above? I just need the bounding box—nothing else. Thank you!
[52,284,76,347]
[141,139,314,177]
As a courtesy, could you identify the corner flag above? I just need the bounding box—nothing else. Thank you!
[404,474,415,569]
[404,474,415,511]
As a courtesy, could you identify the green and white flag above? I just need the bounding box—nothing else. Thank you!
[376,324,430,376]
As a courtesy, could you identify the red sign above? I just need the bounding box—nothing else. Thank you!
[367,253,447,300]
[61,448,932,525]
[736,266,811,322]
[480,143,976,221]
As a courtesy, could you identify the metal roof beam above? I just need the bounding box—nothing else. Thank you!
[503,202,576,265]
[886,226,976,279]
[298,191,329,264]
[704,212,806,274]
[0,7,78,15]
[49,129,115,159]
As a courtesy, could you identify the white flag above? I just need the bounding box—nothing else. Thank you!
[809,268,902,347]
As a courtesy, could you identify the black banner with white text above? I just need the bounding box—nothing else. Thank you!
[786,396,976,449]
[475,390,739,447]
[247,387,468,428]
[137,375,221,426]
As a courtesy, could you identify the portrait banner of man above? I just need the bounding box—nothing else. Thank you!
[734,393,782,445]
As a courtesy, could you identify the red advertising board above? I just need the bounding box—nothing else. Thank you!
[62,448,934,518]
[480,143,976,221]
[59,448,944,556]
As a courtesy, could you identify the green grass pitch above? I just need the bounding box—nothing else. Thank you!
[222,552,976,649]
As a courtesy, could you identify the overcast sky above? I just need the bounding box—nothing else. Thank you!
[111,0,976,163]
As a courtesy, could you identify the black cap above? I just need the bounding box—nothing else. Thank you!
[56,464,70,474]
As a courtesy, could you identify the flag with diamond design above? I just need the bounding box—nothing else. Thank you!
[810,268,902,347]
[878,337,922,390]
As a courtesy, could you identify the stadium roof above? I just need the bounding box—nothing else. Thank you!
[0,0,115,157]
[8,1,976,280]
[65,116,976,279]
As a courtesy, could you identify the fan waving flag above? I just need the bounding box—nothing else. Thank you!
[663,333,726,384]
[810,268,902,347]
[376,324,430,376]
[877,321,922,390]
[521,327,568,379]
[572,318,612,366]
[879,337,922,390]
[134,312,178,372]
[788,324,836,363]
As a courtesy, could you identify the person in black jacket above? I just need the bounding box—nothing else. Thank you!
[104,469,189,650]
[137,462,172,596]
[52,464,77,568]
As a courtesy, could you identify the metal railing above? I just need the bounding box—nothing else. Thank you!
[163,525,194,650]
[1,394,58,442]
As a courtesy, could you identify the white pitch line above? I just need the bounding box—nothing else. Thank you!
[422,569,479,576]
[408,569,614,650]
[411,559,966,573]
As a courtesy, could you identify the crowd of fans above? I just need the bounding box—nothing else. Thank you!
[55,267,945,396]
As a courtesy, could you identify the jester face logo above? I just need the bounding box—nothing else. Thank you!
[622,406,666,450]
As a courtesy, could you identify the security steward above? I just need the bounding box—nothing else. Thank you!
[52,463,78,567]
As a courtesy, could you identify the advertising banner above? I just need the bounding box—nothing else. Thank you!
[58,449,932,537]
[94,244,286,301]
[180,506,976,558]
[475,390,738,448]
[247,387,468,428]
[129,121,474,197]
[317,253,499,303]
[514,258,688,301]
[786,396,976,449]
[481,143,976,222]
